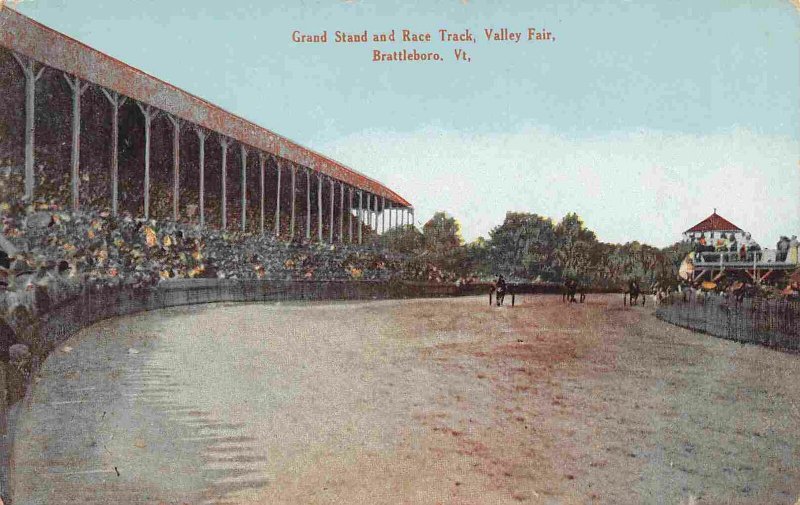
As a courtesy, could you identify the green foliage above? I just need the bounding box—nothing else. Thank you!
[401,210,691,288]
[380,224,424,254]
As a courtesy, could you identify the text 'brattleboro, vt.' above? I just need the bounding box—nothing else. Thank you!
[291,28,557,63]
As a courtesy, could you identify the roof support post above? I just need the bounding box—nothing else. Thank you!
[259,152,265,234]
[305,169,311,241]
[358,190,363,245]
[275,159,282,238]
[12,53,45,203]
[381,196,385,234]
[367,194,373,231]
[290,165,296,239]
[136,103,160,220]
[317,173,323,243]
[240,144,248,232]
[218,136,230,230]
[100,89,127,216]
[195,128,207,227]
[339,182,344,243]
[63,74,89,212]
[348,187,353,244]
[167,115,182,221]
[329,178,335,244]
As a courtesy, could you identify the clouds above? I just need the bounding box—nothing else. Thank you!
[316,126,799,247]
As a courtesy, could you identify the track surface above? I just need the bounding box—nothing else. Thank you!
[10,295,800,504]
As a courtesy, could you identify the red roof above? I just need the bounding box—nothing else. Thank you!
[685,212,742,233]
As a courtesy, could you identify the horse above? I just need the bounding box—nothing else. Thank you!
[562,279,586,303]
[495,283,507,306]
[624,279,645,307]
[490,277,508,307]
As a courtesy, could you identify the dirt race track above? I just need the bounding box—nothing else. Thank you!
[10,295,800,505]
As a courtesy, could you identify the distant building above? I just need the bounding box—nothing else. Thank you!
[683,210,747,245]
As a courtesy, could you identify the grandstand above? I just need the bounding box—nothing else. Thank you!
[0,7,414,244]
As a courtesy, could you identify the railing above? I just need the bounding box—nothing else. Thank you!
[694,250,762,264]
[694,249,797,266]
[656,293,800,351]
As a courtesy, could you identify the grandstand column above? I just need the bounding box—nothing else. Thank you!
[348,186,353,244]
[100,89,127,216]
[329,178,335,244]
[274,159,282,237]
[317,173,323,242]
[358,190,363,245]
[63,74,89,211]
[167,115,182,221]
[371,195,377,230]
[410,208,414,228]
[219,136,230,230]
[290,164,296,239]
[365,194,370,232]
[136,103,160,220]
[305,169,311,241]
[11,53,45,202]
[240,145,248,232]
[387,201,392,229]
[381,196,385,234]
[371,194,377,230]
[259,152,265,234]
[373,195,378,230]
[339,182,344,243]
[195,128,207,227]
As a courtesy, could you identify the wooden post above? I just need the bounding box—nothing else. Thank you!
[348,187,353,244]
[100,89,127,216]
[195,128,207,227]
[339,182,344,243]
[317,173,323,242]
[305,169,311,241]
[358,190,363,245]
[329,178,335,244]
[290,165,296,239]
[259,153,265,234]
[275,159,282,237]
[240,144,248,232]
[136,103,160,220]
[63,74,89,211]
[11,53,45,202]
[219,137,230,229]
[381,196,385,234]
[166,115,182,221]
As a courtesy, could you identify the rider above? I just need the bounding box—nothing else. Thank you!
[496,275,507,306]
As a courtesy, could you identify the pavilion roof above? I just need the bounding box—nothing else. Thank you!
[685,211,743,233]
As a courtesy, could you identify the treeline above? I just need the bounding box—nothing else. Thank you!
[380,211,692,288]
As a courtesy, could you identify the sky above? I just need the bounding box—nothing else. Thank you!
[11,0,800,247]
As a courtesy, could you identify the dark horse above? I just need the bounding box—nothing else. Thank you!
[624,279,645,307]
[562,279,585,303]
[490,276,508,307]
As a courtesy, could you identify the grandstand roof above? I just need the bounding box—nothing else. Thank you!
[0,7,411,207]
[685,211,742,233]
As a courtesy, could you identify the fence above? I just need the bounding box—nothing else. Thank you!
[655,293,800,351]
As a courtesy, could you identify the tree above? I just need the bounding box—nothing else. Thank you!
[486,212,557,280]
[553,213,597,281]
[422,212,463,254]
